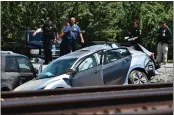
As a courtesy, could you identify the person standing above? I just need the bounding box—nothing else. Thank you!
[56,18,72,56]
[156,21,172,65]
[128,19,160,72]
[33,18,57,64]
[128,19,141,50]
[70,17,84,51]
[128,20,141,43]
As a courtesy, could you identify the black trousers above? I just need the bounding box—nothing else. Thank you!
[60,39,72,56]
[71,39,77,52]
[43,38,52,64]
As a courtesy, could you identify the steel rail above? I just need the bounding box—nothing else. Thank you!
[2,82,172,99]
[3,87,172,102]
[2,87,173,114]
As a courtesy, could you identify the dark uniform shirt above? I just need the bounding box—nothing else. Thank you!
[129,27,141,43]
[40,21,57,64]
[42,21,57,40]
[157,26,172,44]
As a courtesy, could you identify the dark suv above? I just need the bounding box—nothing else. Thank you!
[2,30,61,60]
[1,51,38,91]
[17,30,61,59]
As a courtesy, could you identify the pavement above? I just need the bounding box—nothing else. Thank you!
[150,63,174,83]
[157,63,173,75]
[161,63,173,68]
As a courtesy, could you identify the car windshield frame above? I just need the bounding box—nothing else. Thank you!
[36,58,78,79]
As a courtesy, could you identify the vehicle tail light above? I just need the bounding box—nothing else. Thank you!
[151,53,155,59]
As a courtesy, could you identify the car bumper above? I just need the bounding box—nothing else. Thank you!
[145,62,156,78]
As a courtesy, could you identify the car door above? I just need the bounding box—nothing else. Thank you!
[102,49,126,85]
[118,48,132,80]
[71,51,105,87]
[16,56,35,83]
[4,57,21,90]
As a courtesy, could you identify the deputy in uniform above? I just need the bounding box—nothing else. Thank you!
[33,18,57,64]
[56,18,72,56]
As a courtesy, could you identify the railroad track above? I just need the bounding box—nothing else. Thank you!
[1,83,173,115]
[2,82,172,99]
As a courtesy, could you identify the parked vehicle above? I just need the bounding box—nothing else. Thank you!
[14,43,155,91]
[2,30,61,60]
[1,51,39,91]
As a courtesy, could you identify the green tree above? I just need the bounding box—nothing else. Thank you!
[1,1,173,59]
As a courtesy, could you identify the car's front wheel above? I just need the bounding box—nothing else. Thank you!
[128,70,149,84]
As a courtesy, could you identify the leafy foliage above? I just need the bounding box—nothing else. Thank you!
[1,1,173,58]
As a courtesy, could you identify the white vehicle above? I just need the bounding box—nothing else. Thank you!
[14,44,155,91]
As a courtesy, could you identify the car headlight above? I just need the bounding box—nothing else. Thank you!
[30,49,39,55]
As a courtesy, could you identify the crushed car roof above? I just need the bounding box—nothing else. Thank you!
[57,44,113,60]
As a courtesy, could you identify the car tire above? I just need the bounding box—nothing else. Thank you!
[129,70,149,84]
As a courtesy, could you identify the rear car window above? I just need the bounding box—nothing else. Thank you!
[104,50,122,64]
[118,48,131,57]
[17,57,33,72]
[5,57,18,72]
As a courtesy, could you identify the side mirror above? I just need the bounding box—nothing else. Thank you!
[34,58,39,63]
[66,68,76,76]
[34,58,45,64]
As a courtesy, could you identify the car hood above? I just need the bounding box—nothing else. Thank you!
[14,74,70,91]
[28,41,60,49]
[28,41,43,48]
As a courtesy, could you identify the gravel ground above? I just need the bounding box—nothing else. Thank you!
[150,63,174,83]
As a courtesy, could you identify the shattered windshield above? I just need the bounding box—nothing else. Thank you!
[36,58,77,79]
